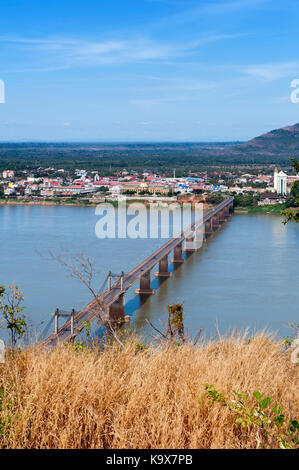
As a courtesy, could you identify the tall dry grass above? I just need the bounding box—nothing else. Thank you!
[0,332,298,449]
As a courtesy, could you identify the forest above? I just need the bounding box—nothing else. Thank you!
[0,142,292,174]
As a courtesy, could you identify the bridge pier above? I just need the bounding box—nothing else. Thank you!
[212,214,219,229]
[135,270,155,295]
[171,241,184,263]
[219,208,226,222]
[155,254,172,278]
[107,293,125,323]
[204,219,213,239]
[184,231,197,252]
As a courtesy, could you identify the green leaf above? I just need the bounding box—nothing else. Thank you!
[273,405,284,415]
[289,420,299,433]
[253,391,261,401]
[274,414,285,427]
[261,397,271,409]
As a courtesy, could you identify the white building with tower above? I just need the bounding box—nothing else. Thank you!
[274,168,288,194]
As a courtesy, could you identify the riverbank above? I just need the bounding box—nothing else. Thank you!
[234,204,286,215]
[1,198,294,216]
[0,198,152,208]
[0,333,298,449]
[0,197,204,209]
[0,198,104,207]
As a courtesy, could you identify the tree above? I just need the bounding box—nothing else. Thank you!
[281,159,299,224]
[205,193,224,205]
[193,189,203,195]
[49,250,125,348]
[233,193,259,208]
[0,285,27,348]
[0,184,4,199]
[290,180,299,199]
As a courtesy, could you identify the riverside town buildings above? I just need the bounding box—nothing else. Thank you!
[0,165,298,203]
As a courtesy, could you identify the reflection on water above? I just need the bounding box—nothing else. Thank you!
[0,206,298,340]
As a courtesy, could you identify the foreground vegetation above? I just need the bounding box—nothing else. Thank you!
[0,332,298,449]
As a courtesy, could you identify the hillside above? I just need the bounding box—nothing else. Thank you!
[0,334,298,449]
[232,123,299,159]
[0,123,298,170]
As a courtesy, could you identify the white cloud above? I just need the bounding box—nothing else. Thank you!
[0,34,251,71]
[71,39,176,65]
[242,62,299,81]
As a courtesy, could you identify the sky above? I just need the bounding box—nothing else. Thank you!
[0,0,299,142]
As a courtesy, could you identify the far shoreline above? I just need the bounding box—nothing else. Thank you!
[0,198,181,209]
[0,198,288,215]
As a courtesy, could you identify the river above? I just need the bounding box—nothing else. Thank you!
[0,205,298,340]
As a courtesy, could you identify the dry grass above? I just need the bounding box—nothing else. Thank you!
[0,332,298,449]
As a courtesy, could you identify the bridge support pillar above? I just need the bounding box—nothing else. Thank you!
[135,270,155,295]
[204,219,213,240]
[107,293,125,323]
[171,241,184,263]
[184,231,197,252]
[219,208,226,222]
[212,215,219,229]
[155,255,172,278]
[54,308,59,335]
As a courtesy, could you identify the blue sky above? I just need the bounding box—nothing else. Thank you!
[0,0,299,141]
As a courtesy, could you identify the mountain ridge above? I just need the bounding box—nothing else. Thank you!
[231,122,299,158]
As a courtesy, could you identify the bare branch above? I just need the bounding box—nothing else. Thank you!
[146,319,168,339]
[49,249,125,348]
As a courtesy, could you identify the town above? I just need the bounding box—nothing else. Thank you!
[0,165,298,210]
[1,0,299,454]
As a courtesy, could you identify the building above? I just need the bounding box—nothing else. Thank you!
[287,175,299,184]
[273,168,278,190]
[4,187,15,196]
[2,170,15,179]
[40,185,97,197]
[274,169,288,194]
[122,181,174,195]
[110,185,123,195]
[258,193,282,205]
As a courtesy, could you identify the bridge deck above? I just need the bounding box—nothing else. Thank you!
[42,196,233,347]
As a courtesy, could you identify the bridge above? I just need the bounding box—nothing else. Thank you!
[42,196,234,347]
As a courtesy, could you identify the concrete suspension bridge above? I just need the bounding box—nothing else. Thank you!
[42,196,234,347]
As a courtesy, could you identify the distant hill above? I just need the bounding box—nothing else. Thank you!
[0,123,298,170]
[232,123,299,160]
